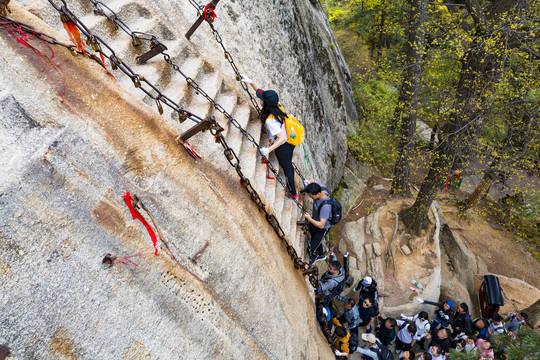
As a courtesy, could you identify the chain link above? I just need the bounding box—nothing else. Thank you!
[208,126,317,284]
[186,0,204,12]
[205,21,261,114]
[33,1,318,285]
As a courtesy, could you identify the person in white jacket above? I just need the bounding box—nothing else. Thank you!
[400,311,431,348]
[395,321,417,356]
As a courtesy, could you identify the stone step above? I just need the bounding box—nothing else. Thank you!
[211,86,238,136]
[263,154,277,210]
[273,183,286,235]
[237,120,261,181]
[292,205,303,247]
[279,193,294,239]
[90,0,155,26]
[223,104,251,161]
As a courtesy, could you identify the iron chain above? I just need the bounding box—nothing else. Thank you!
[38,0,317,284]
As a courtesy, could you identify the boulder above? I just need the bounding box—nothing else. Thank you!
[339,167,367,216]
[373,243,382,257]
[342,218,365,257]
[349,255,358,271]
[365,244,374,258]
[401,245,411,256]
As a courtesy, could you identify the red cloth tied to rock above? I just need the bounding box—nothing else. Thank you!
[124,192,159,256]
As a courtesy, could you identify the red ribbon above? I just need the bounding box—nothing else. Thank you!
[124,192,159,256]
[62,18,86,54]
[203,2,217,23]
[261,157,275,180]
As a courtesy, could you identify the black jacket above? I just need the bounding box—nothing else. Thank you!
[431,335,452,353]
[375,319,396,346]
[452,311,472,334]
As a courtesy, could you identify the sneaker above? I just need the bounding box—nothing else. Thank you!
[287,193,299,200]
[310,254,326,265]
[303,179,311,187]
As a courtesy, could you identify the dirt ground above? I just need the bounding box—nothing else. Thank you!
[333,175,540,309]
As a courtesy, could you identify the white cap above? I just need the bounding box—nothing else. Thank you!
[362,333,376,343]
[361,276,373,286]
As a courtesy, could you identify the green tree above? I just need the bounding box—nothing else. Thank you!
[400,0,538,233]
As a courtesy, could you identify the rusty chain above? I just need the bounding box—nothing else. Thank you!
[186,0,204,12]
[209,123,318,286]
[34,1,319,285]
[46,0,203,125]
[87,0,307,213]
[204,21,261,114]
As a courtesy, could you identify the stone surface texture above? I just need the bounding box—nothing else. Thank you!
[0,0,358,358]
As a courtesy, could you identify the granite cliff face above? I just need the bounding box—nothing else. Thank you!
[0,1,356,359]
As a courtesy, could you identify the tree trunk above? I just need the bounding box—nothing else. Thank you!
[464,172,494,209]
[428,122,438,150]
[400,0,518,233]
[400,152,449,233]
[390,0,428,196]
[377,0,387,54]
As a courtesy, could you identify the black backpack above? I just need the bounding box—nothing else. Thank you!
[330,276,346,297]
[321,197,342,225]
[319,185,342,225]
[374,341,394,360]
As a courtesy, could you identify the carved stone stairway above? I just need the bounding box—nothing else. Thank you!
[22,0,309,259]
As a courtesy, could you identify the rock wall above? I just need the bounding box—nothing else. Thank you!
[0,0,358,358]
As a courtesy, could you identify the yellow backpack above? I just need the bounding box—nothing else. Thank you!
[284,113,305,146]
[268,105,304,146]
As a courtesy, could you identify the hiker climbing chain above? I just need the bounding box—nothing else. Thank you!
[1,0,319,285]
[184,0,309,183]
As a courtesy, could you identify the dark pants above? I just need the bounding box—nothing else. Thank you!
[309,224,328,258]
[274,142,296,196]
[396,338,412,352]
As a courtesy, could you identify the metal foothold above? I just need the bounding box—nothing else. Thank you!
[156,99,163,115]
[179,112,188,123]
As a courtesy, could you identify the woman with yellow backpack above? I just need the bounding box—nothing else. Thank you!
[241,75,304,200]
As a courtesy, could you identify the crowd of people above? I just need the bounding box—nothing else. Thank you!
[315,259,532,359]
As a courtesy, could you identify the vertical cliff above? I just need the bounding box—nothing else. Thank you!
[0,1,356,358]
